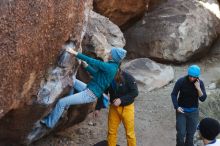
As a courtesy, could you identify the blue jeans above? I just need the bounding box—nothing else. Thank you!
[43,79,97,128]
[176,110,199,146]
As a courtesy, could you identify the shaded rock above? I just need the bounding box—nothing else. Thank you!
[124,0,220,63]
[93,0,148,29]
[200,89,220,120]
[0,0,93,145]
[147,0,168,11]
[207,36,220,62]
[82,11,125,61]
[122,58,174,91]
[93,0,168,29]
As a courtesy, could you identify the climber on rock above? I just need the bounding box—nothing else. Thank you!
[40,45,127,129]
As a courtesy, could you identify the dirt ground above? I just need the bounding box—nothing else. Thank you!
[31,39,220,146]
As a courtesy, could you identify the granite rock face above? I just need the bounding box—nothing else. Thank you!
[0,0,93,145]
[124,0,220,63]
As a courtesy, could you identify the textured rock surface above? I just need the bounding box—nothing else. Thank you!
[0,0,92,145]
[125,0,220,63]
[82,11,125,61]
[122,58,174,91]
[200,89,220,119]
[200,67,220,120]
[93,0,168,29]
[93,0,147,29]
[147,0,168,11]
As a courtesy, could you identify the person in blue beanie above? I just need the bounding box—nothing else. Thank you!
[41,46,127,129]
[171,65,207,146]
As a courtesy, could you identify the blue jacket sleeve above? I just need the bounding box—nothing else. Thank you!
[95,96,104,110]
[77,53,112,71]
[171,79,182,109]
[85,65,97,76]
[198,80,207,102]
[95,89,109,110]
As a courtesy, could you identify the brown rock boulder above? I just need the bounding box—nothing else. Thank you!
[124,0,220,63]
[93,0,147,29]
[0,0,92,145]
[93,0,168,29]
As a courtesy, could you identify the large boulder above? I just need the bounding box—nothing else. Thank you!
[124,0,220,63]
[93,0,168,29]
[0,0,93,145]
[82,10,125,61]
[122,58,174,91]
[93,0,147,29]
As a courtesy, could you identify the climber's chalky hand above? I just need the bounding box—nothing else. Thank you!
[66,47,78,55]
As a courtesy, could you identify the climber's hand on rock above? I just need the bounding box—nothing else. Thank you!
[66,47,78,55]
[82,61,88,68]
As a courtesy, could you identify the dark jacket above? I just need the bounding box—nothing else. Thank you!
[171,76,207,109]
[96,71,139,110]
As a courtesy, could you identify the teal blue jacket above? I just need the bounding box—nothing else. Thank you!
[76,53,119,98]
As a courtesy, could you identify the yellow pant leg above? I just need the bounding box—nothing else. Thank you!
[108,105,122,146]
[122,103,136,146]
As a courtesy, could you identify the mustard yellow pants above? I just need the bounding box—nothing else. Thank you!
[107,103,136,146]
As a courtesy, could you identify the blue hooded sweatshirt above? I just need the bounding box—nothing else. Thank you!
[76,53,119,98]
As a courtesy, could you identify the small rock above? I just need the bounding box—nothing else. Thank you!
[88,121,96,126]
[207,83,216,90]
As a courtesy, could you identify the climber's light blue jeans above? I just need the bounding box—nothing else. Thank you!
[43,79,97,128]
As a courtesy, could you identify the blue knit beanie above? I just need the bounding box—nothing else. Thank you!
[188,65,201,77]
[111,47,127,63]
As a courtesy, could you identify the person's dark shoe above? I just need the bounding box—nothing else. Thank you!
[40,119,47,127]
[26,120,51,143]
[93,140,120,146]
